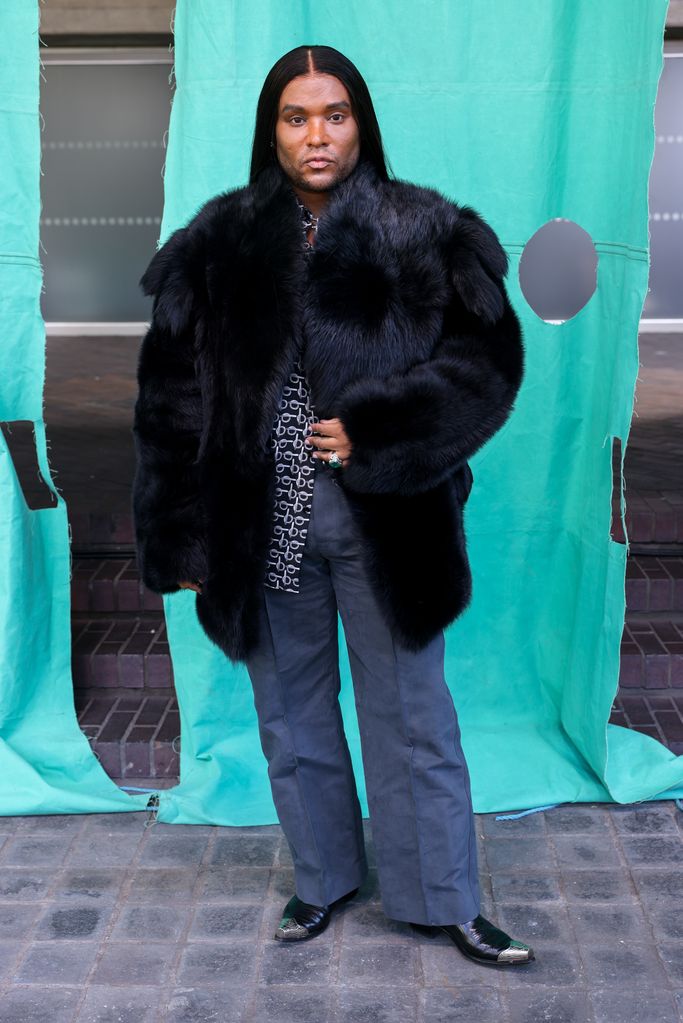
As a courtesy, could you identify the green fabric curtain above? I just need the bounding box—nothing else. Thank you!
[1,0,681,822]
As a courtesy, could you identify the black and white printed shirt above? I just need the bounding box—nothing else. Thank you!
[263,194,322,593]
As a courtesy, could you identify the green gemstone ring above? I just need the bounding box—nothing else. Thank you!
[329,451,343,470]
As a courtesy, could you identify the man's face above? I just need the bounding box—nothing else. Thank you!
[274,73,361,195]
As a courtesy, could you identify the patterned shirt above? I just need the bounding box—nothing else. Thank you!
[263,195,321,592]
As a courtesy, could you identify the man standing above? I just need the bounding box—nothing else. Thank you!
[133,45,533,967]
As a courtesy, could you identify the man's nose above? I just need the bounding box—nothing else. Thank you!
[306,119,329,146]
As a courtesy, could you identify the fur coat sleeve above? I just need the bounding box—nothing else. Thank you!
[131,226,208,593]
[335,207,524,497]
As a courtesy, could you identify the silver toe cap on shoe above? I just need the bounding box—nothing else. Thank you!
[274,918,309,941]
[497,939,535,963]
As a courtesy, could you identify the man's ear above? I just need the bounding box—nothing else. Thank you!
[446,206,509,326]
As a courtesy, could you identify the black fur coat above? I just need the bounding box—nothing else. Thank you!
[132,155,525,664]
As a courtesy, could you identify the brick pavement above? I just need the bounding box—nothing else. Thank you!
[0,802,681,1022]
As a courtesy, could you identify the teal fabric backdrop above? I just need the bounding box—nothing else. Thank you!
[1,0,681,821]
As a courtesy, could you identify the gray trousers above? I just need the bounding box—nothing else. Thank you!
[244,462,481,926]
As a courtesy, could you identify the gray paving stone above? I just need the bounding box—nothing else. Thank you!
[0,818,19,834]
[91,941,175,986]
[341,902,414,940]
[53,868,126,901]
[579,941,669,987]
[503,945,582,987]
[619,835,683,866]
[68,831,143,868]
[490,871,562,903]
[543,805,611,834]
[81,813,148,833]
[332,985,418,1022]
[658,941,683,985]
[479,811,547,837]
[419,940,508,987]
[16,815,86,836]
[611,803,678,834]
[177,942,257,986]
[76,985,160,1023]
[0,902,41,939]
[196,865,271,902]
[419,986,503,1023]
[495,902,572,942]
[0,941,20,981]
[565,903,650,944]
[0,869,55,901]
[631,869,683,905]
[0,985,81,1023]
[35,902,112,941]
[338,942,417,985]
[560,868,635,902]
[254,984,332,1023]
[484,836,557,872]
[590,986,680,1022]
[110,904,190,942]
[551,833,622,869]
[137,832,209,867]
[649,905,683,940]
[259,941,333,985]
[504,988,593,1023]
[211,834,280,867]
[188,903,263,940]
[1,836,74,868]
[126,867,197,903]
[14,940,99,984]
[162,986,250,1022]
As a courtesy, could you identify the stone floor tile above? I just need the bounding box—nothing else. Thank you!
[52,868,126,902]
[176,941,257,986]
[478,811,547,838]
[495,902,573,942]
[0,985,81,1023]
[543,805,611,834]
[137,831,209,868]
[565,903,650,944]
[162,986,250,1022]
[76,985,160,1023]
[0,902,41,939]
[503,944,583,987]
[1,835,74,868]
[125,867,197,903]
[418,941,508,988]
[551,834,622,870]
[81,813,148,834]
[611,803,679,834]
[253,984,332,1023]
[657,941,683,985]
[338,943,417,985]
[0,869,55,901]
[630,869,683,906]
[560,869,635,902]
[110,904,191,942]
[504,988,593,1023]
[490,871,562,903]
[419,986,503,1023]
[15,816,87,836]
[619,835,683,867]
[484,836,557,872]
[332,986,418,1022]
[34,902,113,942]
[67,831,143,868]
[340,902,414,941]
[259,941,332,985]
[90,941,175,986]
[590,987,679,1023]
[188,903,263,940]
[649,905,683,940]
[211,834,280,867]
[13,940,99,985]
[196,865,271,902]
[579,941,669,987]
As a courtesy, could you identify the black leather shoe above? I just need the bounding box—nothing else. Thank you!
[410,914,534,966]
[274,887,359,941]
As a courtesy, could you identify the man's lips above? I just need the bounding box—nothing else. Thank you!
[305,157,334,167]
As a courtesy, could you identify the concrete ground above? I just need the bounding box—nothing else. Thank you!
[0,801,681,1022]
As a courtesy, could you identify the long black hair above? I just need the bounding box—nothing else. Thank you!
[249,45,393,184]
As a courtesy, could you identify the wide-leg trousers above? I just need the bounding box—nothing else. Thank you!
[243,461,481,926]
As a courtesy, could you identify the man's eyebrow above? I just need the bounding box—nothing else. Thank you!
[280,100,351,114]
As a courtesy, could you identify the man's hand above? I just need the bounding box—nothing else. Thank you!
[179,580,203,593]
[306,418,353,465]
